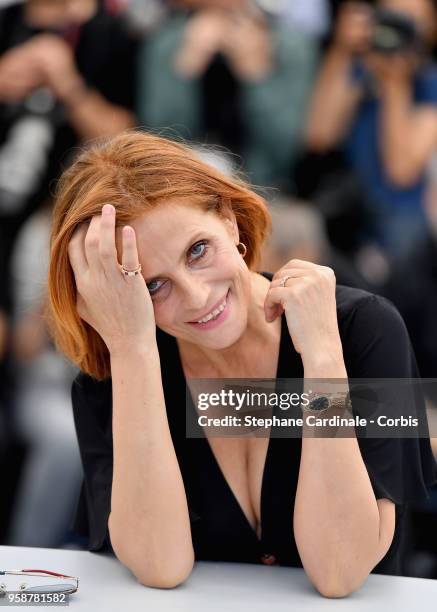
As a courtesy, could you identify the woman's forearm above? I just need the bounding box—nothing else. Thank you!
[293,356,388,598]
[108,343,194,588]
[305,47,360,151]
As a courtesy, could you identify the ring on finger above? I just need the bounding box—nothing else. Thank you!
[280,275,292,288]
[120,263,142,277]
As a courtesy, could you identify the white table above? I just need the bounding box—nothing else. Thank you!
[1,545,436,611]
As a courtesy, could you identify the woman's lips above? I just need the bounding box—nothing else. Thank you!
[187,289,231,330]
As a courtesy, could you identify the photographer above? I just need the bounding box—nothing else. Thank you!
[0,0,137,318]
[305,0,437,258]
[137,0,317,189]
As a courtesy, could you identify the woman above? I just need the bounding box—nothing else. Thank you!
[48,131,436,597]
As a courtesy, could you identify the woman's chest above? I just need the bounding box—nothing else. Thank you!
[177,316,286,545]
[183,342,281,532]
[206,435,270,539]
[182,432,303,566]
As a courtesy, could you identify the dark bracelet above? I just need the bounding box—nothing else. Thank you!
[302,391,352,414]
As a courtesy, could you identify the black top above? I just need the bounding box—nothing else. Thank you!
[71,273,437,576]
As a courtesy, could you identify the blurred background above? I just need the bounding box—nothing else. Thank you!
[0,0,436,578]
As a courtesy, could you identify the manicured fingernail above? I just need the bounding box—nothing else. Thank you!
[103,204,113,215]
[123,226,134,237]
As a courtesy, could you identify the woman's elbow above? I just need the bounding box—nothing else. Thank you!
[314,580,357,599]
[136,560,194,590]
[109,512,195,589]
[310,571,368,599]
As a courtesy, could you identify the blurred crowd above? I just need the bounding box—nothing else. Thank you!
[0,0,436,578]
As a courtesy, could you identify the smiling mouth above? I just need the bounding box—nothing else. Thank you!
[188,289,230,324]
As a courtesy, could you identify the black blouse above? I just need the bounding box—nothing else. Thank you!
[71,273,437,576]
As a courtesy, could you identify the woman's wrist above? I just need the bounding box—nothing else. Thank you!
[109,336,158,361]
[302,345,347,379]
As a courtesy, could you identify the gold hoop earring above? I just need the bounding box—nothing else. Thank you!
[237,242,247,258]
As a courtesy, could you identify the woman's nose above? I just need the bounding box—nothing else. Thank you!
[180,278,210,314]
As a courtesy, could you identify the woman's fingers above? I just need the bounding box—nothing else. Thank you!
[271,260,314,283]
[76,205,141,284]
[68,223,88,280]
[84,214,102,272]
[265,270,308,322]
[264,285,294,323]
[99,204,119,277]
[269,268,307,288]
[121,225,141,275]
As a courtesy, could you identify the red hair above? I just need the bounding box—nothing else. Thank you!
[48,131,271,380]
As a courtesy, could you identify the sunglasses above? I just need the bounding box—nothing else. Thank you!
[0,569,78,595]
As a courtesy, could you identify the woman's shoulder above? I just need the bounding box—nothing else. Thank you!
[335,284,404,329]
[336,283,390,314]
[72,372,112,416]
[335,285,415,377]
[335,283,409,344]
[71,372,113,439]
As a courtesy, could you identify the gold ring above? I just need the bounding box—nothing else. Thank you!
[120,263,142,277]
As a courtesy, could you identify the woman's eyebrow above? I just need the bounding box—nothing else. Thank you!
[144,231,205,282]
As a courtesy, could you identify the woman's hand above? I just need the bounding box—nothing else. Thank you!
[264,259,344,368]
[68,204,156,355]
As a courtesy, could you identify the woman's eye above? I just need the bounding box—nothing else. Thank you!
[189,240,209,261]
[146,241,209,297]
[147,279,164,295]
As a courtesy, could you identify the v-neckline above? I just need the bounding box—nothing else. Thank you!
[173,276,290,546]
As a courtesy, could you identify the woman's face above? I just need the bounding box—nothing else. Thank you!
[125,201,252,349]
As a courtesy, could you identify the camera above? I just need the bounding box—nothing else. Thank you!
[371,8,421,54]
